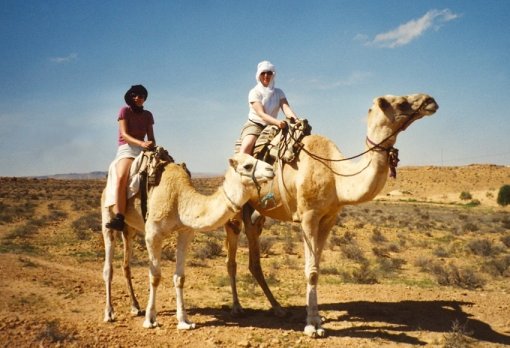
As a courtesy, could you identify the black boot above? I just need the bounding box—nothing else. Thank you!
[106,213,125,231]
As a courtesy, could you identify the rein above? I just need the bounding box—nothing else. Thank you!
[293,102,428,177]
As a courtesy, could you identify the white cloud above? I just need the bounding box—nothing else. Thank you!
[368,9,459,48]
[49,53,78,63]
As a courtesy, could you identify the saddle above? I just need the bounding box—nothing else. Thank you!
[253,118,312,164]
[137,146,190,221]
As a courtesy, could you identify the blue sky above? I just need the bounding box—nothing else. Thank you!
[1,1,509,176]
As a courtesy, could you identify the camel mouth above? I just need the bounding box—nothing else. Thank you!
[422,98,439,114]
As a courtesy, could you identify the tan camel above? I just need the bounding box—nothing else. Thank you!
[224,93,439,337]
[101,153,274,330]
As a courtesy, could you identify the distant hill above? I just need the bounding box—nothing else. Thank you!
[34,171,220,180]
[35,171,108,180]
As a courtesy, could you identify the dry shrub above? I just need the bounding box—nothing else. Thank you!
[443,319,474,348]
[432,262,485,289]
[259,236,275,255]
[377,256,406,273]
[370,228,387,243]
[342,261,378,284]
[37,320,76,345]
[466,238,499,257]
[482,255,510,277]
[501,235,510,248]
[71,212,101,239]
[194,239,223,260]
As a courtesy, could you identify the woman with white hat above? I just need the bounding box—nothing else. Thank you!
[238,60,298,155]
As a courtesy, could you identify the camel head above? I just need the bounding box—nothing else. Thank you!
[367,93,439,147]
[223,153,274,206]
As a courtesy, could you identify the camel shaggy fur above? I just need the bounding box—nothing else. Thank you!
[101,153,274,329]
[224,94,439,337]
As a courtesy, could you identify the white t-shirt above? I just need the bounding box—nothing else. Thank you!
[248,86,286,126]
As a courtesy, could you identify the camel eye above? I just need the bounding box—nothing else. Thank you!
[243,164,254,171]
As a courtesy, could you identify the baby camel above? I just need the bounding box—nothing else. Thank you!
[225,94,439,337]
[101,153,274,329]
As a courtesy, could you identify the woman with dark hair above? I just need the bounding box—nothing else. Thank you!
[106,84,156,231]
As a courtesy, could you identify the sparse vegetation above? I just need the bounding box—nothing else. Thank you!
[1,165,510,346]
[497,184,510,206]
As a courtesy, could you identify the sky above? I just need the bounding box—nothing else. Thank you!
[1,0,509,177]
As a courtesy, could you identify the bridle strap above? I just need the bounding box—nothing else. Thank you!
[222,185,242,213]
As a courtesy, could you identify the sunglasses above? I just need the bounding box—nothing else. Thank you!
[131,93,146,99]
[260,71,274,76]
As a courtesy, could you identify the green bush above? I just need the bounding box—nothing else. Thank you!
[497,185,510,206]
[459,191,472,200]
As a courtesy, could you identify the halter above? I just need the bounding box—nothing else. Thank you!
[296,98,432,178]
[222,185,242,213]
[224,159,265,210]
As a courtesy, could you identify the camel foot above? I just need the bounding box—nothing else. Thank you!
[272,305,287,318]
[143,319,159,329]
[177,321,196,330]
[130,307,145,317]
[304,325,326,338]
[104,309,115,322]
[230,303,246,318]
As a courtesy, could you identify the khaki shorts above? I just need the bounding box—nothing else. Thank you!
[235,120,265,153]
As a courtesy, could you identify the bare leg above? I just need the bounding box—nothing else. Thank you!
[239,134,257,155]
[114,158,133,215]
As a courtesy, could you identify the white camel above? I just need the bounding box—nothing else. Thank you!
[224,94,439,337]
[101,153,274,329]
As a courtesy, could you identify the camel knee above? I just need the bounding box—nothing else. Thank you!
[307,271,319,286]
[173,274,185,288]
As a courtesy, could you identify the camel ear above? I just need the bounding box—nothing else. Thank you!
[229,157,238,168]
[377,97,391,111]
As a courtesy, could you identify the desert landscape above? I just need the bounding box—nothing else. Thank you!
[1,164,510,347]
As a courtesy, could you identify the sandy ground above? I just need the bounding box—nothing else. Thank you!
[1,164,509,347]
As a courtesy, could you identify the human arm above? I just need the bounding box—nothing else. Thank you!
[251,101,287,129]
[280,98,298,122]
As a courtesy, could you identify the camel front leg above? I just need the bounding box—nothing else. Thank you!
[224,214,244,316]
[174,230,196,329]
[143,223,163,329]
[102,225,116,322]
[301,211,325,338]
[301,212,335,338]
[244,206,286,317]
[121,227,143,316]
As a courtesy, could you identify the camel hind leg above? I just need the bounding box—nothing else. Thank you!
[121,226,143,317]
[102,221,116,322]
[224,213,244,316]
[243,205,286,317]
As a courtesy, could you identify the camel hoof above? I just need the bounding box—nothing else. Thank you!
[316,328,326,337]
[304,325,317,337]
[104,310,115,322]
[131,308,145,317]
[177,321,196,330]
[230,304,246,318]
[143,320,159,329]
